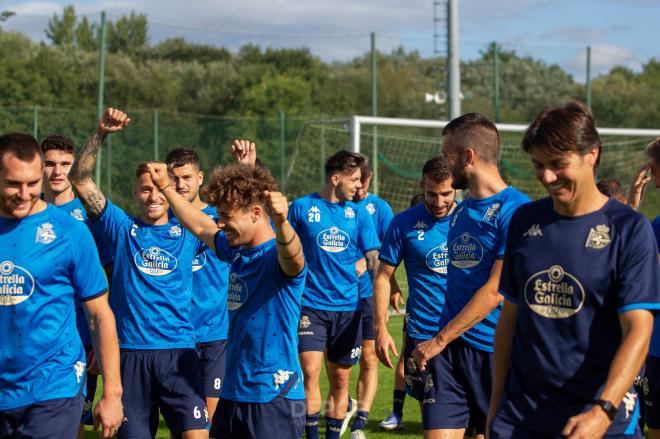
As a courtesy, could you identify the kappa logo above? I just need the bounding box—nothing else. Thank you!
[414,220,428,230]
[70,208,84,221]
[344,207,355,219]
[74,361,86,384]
[168,225,182,238]
[273,370,295,390]
[585,224,611,250]
[366,203,376,215]
[524,265,585,319]
[35,223,56,244]
[623,392,637,419]
[523,224,543,237]
[308,206,321,223]
[0,261,36,306]
[483,202,501,221]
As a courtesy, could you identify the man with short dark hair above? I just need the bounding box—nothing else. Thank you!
[412,113,530,438]
[165,146,230,425]
[70,109,209,439]
[146,160,307,439]
[40,133,115,435]
[375,155,457,436]
[289,150,380,439]
[0,132,123,439]
[489,102,659,438]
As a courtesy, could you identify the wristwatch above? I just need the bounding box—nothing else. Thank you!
[594,399,618,420]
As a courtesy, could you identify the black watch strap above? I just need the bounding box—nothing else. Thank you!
[595,399,618,421]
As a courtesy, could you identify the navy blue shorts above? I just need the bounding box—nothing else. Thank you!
[210,396,305,439]
[298,306,362,365]
[422,337,492,433]
[403,335,434,402]
[118,349,208,438]
[81,344,98,426]
[0,394,84,439]
[361,297,375,340]
[490,409,642,438]
[644,356,660,429]
[197,340,228,399]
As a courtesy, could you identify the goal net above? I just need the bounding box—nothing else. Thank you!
[288,116,660,218]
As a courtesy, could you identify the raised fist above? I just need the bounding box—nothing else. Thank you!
[264,190,288,225]
[97,108,130,135]
[231,139,256,167]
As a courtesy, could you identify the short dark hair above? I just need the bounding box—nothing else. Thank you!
[165,148,200,170]
[40,134,75,154]
[645,137,660,165]
[359,153,373,183]
[442,113,500,164]
[409,193,425,207]
[422,155,452,183]
[203,164,277,210]
[597,178,625,199]
[0,133,41,170]
[135,160,165,179]
[325,150,364,178]
[522,101,601,167]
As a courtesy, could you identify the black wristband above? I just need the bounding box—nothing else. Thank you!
[594,399,618,421]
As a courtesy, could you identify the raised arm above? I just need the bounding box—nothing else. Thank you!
[264,190,305,277]
[69,108,130,218]
[627,164,652,210]
[146,163,219,250]
[231,139,257,167]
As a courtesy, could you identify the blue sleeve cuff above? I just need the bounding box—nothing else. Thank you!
[378,255,400,267]
[80,289,109,302]
[619,303,660,313]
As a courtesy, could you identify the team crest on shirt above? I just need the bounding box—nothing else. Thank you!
[0,261,36,306]
[483,202,501,221]
[70,208,84,221]
[449,232,483,269]
[192,252,206,272]
[366,203,376,215]
[317,227,351,252]
[524,265,585,319]
[35,223,56,244]
[426,242,449,274]
[134,246,178,276]
[344,207,355,219]
[168,225,182,238]
[585,224,611,250]
[227,272,248,310]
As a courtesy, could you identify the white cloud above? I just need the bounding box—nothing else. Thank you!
[566,43,640,77]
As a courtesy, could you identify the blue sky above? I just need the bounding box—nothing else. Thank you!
[2,0,658,81]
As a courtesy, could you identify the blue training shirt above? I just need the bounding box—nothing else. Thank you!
[497,197,660,435]
[90,200,203,349]
[215,233,306,403]
[379,202,452,341]
[171,205,229,343]
[56,196,113,347]
[440,186,530,352]
[650,215,660,358]
[288,193,380,311]
[0,205,108,410]
[355,193,394,300]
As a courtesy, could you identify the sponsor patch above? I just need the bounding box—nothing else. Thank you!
[0,260,36,306]
[449,232,483,269]
[524,265,585,319]
[426,242,448,274]
[227,271,248,310]
[134,246,178,276]
[317,227,351,252]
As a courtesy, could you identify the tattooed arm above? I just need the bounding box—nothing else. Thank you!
[69,108,130,218]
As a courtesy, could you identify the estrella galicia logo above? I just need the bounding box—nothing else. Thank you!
[316,227,351,253]
[449,232,483,269]
[0,261,36,306]
[134,246,178,276]
[524,265,585,319]
[192,252,206,272]
[426,242,449,274]
[227,272,248,310]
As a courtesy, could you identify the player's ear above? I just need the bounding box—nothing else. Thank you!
[330,173,340,187]
[251,205,262,222]
[465,147,475,166]
[198,170,204,185]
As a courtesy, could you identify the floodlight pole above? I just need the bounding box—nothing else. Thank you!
[447,0,461,119]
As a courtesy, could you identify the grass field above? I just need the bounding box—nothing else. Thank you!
[82,314,424,438]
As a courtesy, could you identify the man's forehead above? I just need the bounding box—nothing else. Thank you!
[169,163,198,175]
[43,149,74,161]
[1,153,42,177]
